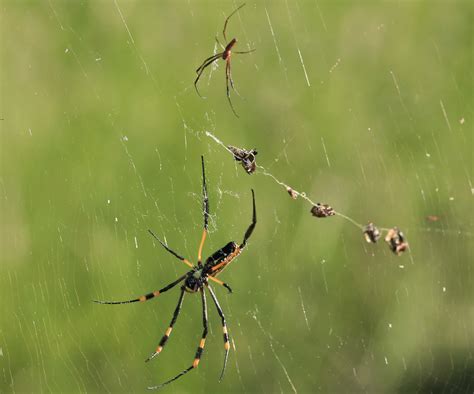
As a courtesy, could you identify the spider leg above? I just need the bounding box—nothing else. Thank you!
[196,53,221,74]
[234,49,256,55]
[226,59,245,100]
[240,189,256,249]
[93,274,186,305]
[194,53,222,98]
[148,288,208,390]
[147,229,193,268]
[206,284,230,381]
[225,60,240,118]
[227,60,238,93]
[215,36,225,50]
[146,287,186,362]
[222,3,246,42]
[198,156,209,264]
[229,50,257,100]
[208,276,232,293]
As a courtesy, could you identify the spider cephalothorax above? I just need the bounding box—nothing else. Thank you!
[94,156,256,390]
[184,268,208,293]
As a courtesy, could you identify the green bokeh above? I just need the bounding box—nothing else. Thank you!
[1,1,473,393]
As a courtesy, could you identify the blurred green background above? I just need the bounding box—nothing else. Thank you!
[1,1,473,392]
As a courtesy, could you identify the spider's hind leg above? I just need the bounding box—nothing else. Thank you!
[148,288,209,390]
[145,288,186,362]
[207,284,230,381]
[225,60,239,118]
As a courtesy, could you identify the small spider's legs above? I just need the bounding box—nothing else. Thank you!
[234,48,256,55]
[147,229,193,268]
[194,53,222,98]
[223,3,246,42]
[208,276,233,293]
[93,274,186,305]
[231,50,256,100]
[196,53,221,74]
[198,156,209,264]
[215,36,225,50]
[146,287,186,362]
[148,288,208,390]
[206,284,230,381]
[225,60,240,118]
[226,60,241,98]
[240,189,256,249]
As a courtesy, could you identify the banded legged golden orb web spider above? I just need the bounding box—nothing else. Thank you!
[94,156,256,390]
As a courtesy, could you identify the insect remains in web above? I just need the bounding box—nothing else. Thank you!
[286,187,298,199]
[310,203,335,218]
[93,156,257,390]
[205,131,411,257]
[228,145,258,174]
[385,227,409,255]
[194,3,255,118]
[363,222,381,243]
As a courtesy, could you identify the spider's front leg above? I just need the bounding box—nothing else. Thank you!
[240,189,256,248]
[194,53,223,98]
[198,156,209,264]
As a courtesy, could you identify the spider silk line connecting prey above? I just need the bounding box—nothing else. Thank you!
[194,3,255,118]
[206,130,409,256]
[93,156,257,390]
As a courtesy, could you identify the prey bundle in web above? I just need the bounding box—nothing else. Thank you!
[206,131,409,256]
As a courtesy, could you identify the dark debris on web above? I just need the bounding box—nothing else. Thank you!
[228,145,258,175]
[207,131,410,257]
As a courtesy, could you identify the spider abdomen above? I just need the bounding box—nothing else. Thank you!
[204,241,241,276]
[223,38,237,59]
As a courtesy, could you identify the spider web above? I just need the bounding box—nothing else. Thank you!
[1,1,473,393]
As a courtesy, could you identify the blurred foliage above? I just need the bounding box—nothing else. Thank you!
[1,1,473,393]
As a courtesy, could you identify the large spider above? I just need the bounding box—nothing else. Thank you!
[194,3,255,118]
[94,156,256,390]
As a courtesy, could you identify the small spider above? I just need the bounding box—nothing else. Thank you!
[94,157,257,390]
[228,145,258,174]
[194,3,255,117]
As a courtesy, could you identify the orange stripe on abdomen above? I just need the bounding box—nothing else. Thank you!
[210,247,241,274]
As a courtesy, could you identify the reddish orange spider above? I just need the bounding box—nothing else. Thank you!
[194,3,255,118]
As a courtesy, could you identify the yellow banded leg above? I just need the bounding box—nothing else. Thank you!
[146,288,185,362]
[208,276,233,293]
[198,156,209,264]
[206,284,230,381]
[93,274,186,305]
[147,288,209,390]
